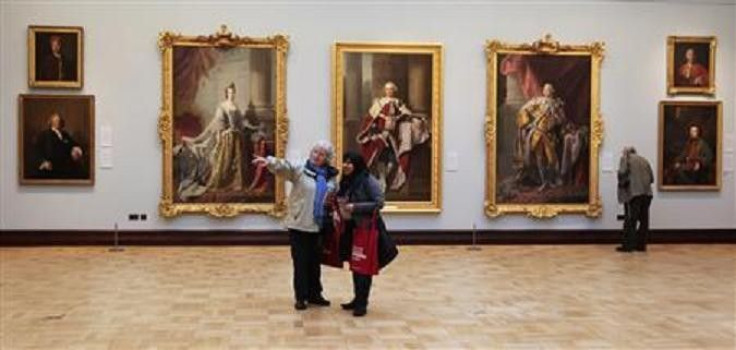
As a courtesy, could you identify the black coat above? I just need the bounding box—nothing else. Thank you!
[35,128,84,179]
[38,54,76,81]
[337,173,398,269]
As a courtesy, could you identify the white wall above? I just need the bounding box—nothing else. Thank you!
[1,1,734,231]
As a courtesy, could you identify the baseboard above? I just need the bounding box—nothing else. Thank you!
[0,229,734,246]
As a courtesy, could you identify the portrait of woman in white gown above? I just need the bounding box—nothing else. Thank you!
[159,28,288,217]
[176,83,262,200]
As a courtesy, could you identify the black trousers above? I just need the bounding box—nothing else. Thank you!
[289,229,323,302]
[622,195,653,250]
[352,272,372,309]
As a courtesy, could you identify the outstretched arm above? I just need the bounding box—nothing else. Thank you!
[188,107,225,144]
[253,156,299,182]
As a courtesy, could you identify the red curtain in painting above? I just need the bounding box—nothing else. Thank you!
[173,47,218,138]
[500,54,591,126]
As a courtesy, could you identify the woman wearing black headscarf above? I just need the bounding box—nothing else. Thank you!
[337,151,397,317]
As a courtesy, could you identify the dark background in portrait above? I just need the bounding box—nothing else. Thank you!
[171,46,277,204]
[673,42,711,86]
[21,97,91,180]
[661,104,718,186]
[34,32,79,82]
[342,52,433,202]
[496,54,591,204]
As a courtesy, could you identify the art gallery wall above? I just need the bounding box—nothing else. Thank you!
[1,0,734,231]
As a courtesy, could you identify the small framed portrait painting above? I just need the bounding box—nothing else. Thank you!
[28,25,83,89]
[667,36,716,95]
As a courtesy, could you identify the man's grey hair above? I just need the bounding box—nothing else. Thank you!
[624,146,637,155]
[311,140,335,163]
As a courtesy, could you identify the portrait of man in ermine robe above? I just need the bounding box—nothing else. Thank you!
[333,43,443,213]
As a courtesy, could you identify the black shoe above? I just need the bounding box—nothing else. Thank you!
[353,307,367,317]
[307,296,331,307]
[616,246,634,253]
[341,301,356,310]
[294,301,307,310]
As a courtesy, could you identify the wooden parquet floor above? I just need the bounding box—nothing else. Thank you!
[1,245,734,349]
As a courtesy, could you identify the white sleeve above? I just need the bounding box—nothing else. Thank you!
[266,156,300,182]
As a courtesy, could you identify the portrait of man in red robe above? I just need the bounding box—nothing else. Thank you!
[661,102,720,190]
[675,47,709,87]
[356,81,430,193]
[338,50,437,204]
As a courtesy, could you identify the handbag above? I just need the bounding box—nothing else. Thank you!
[320,199,344,268]
[349,211,380,276]
[377,218,398,269]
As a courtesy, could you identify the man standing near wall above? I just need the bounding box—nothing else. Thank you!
[616,146,654,253]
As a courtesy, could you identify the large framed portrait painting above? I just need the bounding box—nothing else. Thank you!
[485,35,604,218]
[667,36,716,96]
[18,94,94,185]
[332,42,442,213]
[158,26,289,217]
[28,26,83,89]
[659,101,721,191]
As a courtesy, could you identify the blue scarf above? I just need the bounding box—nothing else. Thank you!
[305,161,330,225]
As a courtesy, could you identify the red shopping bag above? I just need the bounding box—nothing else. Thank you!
[321,212,344,268]
[349,212,379,276]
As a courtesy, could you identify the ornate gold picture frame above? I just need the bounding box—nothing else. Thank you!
[28,25,84,89]
[658,101,722,191]
[485,35,604,218]
[158,25,289,218]
[332,42,443,213]
[667,36,716,96]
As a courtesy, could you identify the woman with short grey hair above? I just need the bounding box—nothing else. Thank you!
[253,141,338,310]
